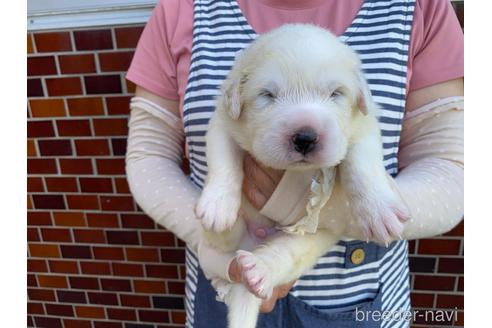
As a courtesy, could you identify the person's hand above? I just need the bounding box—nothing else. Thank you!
[242,154,284,210]
[228,257,295,312]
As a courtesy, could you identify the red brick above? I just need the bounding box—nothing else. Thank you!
[167,282,185,295]
[28,158,57,174]
[27,139,37,157]
[101,278,132,292]
[59,54,96,74]
[126,79,136,93]
[79,178,113,193]
[70,277,100,290]
[93,247,124,261]
[45,303,74,317]
[414,275,456,291]
[66,195,100,210]
[30,98,65,117]
[96,158,125,174]
[57,290,87,304]
[139,309,170,323]
[28,78,44,97]
[126,248,159,262]
[27,212,52,226]
[457,276,464,291]
[101,196,135,211]
[67,97,105,116]
[145,264,179,279]
[94,322,123,328]
[160,249,185,264]
[38,139,73,156]
[49,260,79,274]
[59,158,94,174]
[75,305,105,319]
[41,228,72,242]
[120,294,151,308]
[80,262,111,275]
[28,120,55,138]
[106,96,131,115]
[171,311,186,325]
[80,261,111,275]
[115,178,131,194]
[74,29,113,50]
[107,308,136,321]
[27,177,43,192]
[27,273,38,287]
[75,139,110,156]
[88,292,119,306]
[28,56,57,76]
[133,280,166,294]
[93,118,128,136]
[436,294,464,309]
[121,214,155,229]
[27,302,44,315]
[115,26,144,48]
[45,177,78,192]
[28,288,56,301]
[418,239,461,255]
[56,119,92,136]
[85,75,122,94]
[111,138,127,156]
[28,259,48,272]
[63,319,93,328]
[60,245,92,259]
[28,195,33,209]
[34,32,72,52]
[27,227,40,242]
[438,257,463,274]
[53,211,86,226]
[32,194,66,209]
[73,229,106,243]
[99,51,134,72]
[86,213,119,228]
[34,316,62,328]
[28,244,61,260]
[46,77,82,96]
[112,262,144,277]
[106,230,139,245]
[141,232,176,247]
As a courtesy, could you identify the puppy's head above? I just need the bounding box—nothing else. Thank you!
[219,24,375,170]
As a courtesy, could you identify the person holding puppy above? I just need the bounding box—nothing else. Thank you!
[125,0,463,327]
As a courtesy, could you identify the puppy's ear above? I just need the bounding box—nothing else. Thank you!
[221,74,244,120]
[355,71,372,116]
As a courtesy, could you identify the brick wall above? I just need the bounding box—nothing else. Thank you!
[27,3,464,328]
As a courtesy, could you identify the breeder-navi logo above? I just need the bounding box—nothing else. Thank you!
[355,308,458,323]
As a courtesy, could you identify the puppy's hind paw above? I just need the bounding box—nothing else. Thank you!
[236,250,273,300]
[196,187,241,232]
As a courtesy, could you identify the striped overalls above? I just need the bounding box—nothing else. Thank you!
[182,1,416,327]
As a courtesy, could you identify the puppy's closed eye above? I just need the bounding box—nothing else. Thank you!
[259,89,276,100]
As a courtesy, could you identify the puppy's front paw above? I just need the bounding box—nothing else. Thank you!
[236,250,273,300]
[196,186,241,232]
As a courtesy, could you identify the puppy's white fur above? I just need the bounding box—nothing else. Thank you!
[196,24,409,328]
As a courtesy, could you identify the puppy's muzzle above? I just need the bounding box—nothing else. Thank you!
[292,129,319,155]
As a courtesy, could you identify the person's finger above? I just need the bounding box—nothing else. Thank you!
[259,289,278,313]
[227,258,241,283]
[242,177,267,209]
[243,155,278,199]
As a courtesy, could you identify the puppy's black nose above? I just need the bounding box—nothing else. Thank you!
[292,130,318,155]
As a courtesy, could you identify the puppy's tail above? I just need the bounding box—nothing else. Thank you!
[226,284,262,328]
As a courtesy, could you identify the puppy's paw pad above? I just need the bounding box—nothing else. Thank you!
[196,188,241,232]
[236,250,273,300]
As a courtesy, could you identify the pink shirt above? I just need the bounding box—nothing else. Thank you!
[126,0,464,113]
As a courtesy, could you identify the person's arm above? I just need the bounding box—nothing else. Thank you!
[126,86,204,252]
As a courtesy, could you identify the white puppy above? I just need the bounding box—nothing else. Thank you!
[196,24,409,328]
